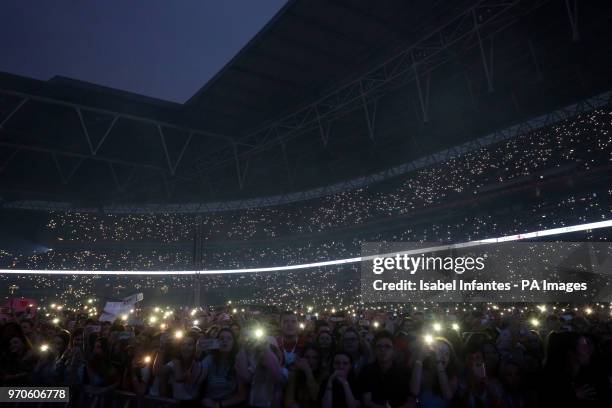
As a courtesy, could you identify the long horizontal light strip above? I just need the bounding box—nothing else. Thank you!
[1,219,610,276]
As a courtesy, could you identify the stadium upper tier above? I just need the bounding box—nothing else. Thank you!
[1,189,609,306]
[26,106,611,245]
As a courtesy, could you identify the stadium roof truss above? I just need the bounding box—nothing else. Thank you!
[3,89,609,214]
[1,0,609,208]
[109,0,601,203]
[0,88,233,184]
[187,0,555,188]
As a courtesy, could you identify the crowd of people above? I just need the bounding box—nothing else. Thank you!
[0,106,610,407]
[1,186,608,308]
[1,107,610,308]
[44,108,610,243]
[1,303,611,407]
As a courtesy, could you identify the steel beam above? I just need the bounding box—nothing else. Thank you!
[280,140,295,186]
[91,115,119,156]
[473,8,495,92]
[412,54,432,122]
[0,98,29,130]
[51,154,84,185]
[191,0,543,174]
[527,39,543,82]
[564,0,580,42]
[0,88,232,142]
[360,80,377,139]
[0,141,170,173]
[232,143,250,189]
[0,147,20,174]
[3,89,607,214]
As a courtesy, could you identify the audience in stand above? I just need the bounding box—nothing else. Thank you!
[1,303,611,407]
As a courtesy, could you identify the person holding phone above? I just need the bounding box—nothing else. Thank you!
[148,332,173,398]
[248,336,287,408]
[161,331,205,402]
[457,343,502,408]
[201,328,247,408]
[85,336,118,387]
[32,330,70,385]
[409,336,458,408]
[121,347,152,395]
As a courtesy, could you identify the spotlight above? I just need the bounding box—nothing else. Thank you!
[424,334,434,345]
[451,323,460,332]
[433,323,442,332]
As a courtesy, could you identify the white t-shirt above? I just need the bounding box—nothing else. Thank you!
[166,359,206,401]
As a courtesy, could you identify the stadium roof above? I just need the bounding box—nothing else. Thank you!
[1,0,611,210]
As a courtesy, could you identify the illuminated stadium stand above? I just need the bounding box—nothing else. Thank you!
[2,90,610,214]
[2,218,610,275]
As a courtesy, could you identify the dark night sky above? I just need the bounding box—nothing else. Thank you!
[0,0,287,103]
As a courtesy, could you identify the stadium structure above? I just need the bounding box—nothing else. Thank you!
[0,0,611,307]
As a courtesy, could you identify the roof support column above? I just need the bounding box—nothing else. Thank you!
[0,147,20,174]
[359,81,377,140]
[412,53,431,122]
[527,39,543,82]
[472,9,494,92]
[564,0,580,42]
[233,142,249,190]
[315,106,331,147]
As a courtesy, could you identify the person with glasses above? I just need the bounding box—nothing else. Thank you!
[341,328,370,376]
[360,331,413,408]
